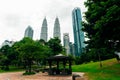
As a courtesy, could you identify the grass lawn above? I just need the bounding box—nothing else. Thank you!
[72,58,120,80]
[0,66,24,73]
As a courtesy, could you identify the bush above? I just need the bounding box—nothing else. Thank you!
[23,71,35,75]
[1,66,9,71]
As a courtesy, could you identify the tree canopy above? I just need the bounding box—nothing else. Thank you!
[47,37,63,55]
[83,0,120,51]
[0,37,52,73]
[81,0,120,63]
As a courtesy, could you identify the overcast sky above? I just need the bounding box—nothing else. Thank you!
[0,0,87,45]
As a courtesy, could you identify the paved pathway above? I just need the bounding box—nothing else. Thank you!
[0,72,85,80]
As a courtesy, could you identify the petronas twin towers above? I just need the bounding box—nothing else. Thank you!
[40,17,61,42]
[24,17,61,42]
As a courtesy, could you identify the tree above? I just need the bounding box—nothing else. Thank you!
[20,44,40,73]
[83,0,120,60]
[0,45,12,70]
[0,45,10,56]
[39,39,46,45]
[0,38,52,73]
[11,42,22,66]
[82,0,120,66]
[16,37,51,73]
[47,37,63,55]
[34,40,52,66]
[0,53,10,70]
[17,38,39,73]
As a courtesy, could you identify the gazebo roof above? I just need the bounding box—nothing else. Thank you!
[47,54,70,60]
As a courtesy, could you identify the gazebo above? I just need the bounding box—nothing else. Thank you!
[47,54,72,75]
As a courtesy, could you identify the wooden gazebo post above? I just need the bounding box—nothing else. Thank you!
[56,60,60,74]
[69,59,72,74]
[63,59,66,74]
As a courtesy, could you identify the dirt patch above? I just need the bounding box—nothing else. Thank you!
[0,71,86,80]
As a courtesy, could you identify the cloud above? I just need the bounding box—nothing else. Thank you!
[3,14,21,27]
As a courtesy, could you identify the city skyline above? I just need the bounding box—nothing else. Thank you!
[0,0,87,45]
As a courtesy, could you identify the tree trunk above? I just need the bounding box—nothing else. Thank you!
[98,49,102,68]
[28,60,32,73]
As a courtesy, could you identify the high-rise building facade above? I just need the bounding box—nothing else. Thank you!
[24,25,33,39]
[63,33,70,55]
[53,17,61,40]
[72,7,85,56]
[40,17,48,42]
[69,42,75,57]
[1,40,14,47]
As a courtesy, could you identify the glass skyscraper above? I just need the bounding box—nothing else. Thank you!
[63,33,70,55]
[40,17,48,42]
[72,7,85,56]
[53,17,61,40]
[24,25,34,39]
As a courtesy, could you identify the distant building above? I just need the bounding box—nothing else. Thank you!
[72,7,85,56]
[24,25,34,39]
[63,33,70,55]
[1,40,14,47]
[40,17,48,42]
[53,17,61,40]
[69,42,75,57]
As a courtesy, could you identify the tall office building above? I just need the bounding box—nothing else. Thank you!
[53,17,61,40]
[69,42,75,57]
[72,7,85,56]
[24,25,33,39]
[63,33,70,55]
[40,17,48,42]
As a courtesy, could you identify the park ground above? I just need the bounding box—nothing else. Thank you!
[0,72,85,80]
[72,58,120,80]
[0,58,120,80]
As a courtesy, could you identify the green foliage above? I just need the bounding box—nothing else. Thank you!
[17,38,46,73]
[23,71,35,75]
[0,66,24,73]
[83,0,120,49]
[39,39,46,45]
[79,48,114,64]
[0,37,64,73]
[0,37,52,72]
[0,55,10,70]
[74,57,82,65]
[0,45,11,70]
[13,37,52,73]
[82,0,120,63]
[72,58,120,80]
[0,45,10,55]
[47,37,62,55]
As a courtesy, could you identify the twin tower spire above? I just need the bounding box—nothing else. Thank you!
[40,17,61,42]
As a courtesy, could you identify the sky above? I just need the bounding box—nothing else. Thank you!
[0,0,87,45]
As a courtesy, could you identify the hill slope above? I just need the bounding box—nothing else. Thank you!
[72,58,120,80]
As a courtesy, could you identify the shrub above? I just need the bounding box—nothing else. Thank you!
[23,71,35,75]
